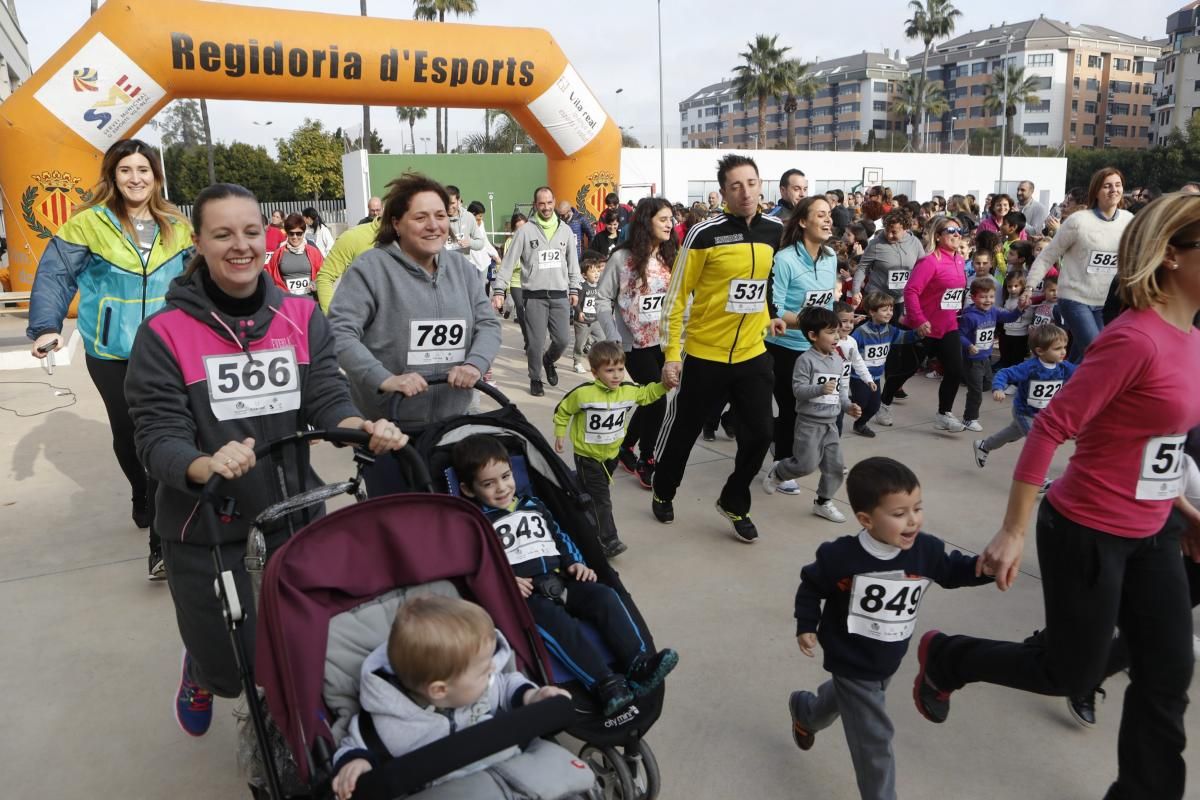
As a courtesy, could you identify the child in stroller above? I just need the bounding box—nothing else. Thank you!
[331,595,572,799]
[451,434,679,717]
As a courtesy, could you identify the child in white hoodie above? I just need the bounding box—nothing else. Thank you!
[332,595,569,799]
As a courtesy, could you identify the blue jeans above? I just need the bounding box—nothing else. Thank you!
[1056,297,1104,363]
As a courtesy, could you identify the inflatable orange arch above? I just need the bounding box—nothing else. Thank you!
[0,0,620,292]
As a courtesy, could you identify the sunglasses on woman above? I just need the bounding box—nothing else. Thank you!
[942,227,963,236]
[287,230,306,237]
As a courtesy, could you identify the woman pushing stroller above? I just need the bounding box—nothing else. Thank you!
[125,183,406,737]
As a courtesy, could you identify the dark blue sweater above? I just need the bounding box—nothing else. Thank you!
[958,304,1022,361]
[794,532,991,681]
[849,321,920,379]
[479,496,584,578]
[991,357,1077,418]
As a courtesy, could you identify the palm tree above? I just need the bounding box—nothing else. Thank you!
[361,1,372,153]
[774,59,817,151]
[891,76,948,151]
[983,66,1042,156]
[199,99,215,183]
[732,34,790,150]
[395,106,428,153]
[413,0,479,152]
[904,0,961,150]
[459,111,536,153]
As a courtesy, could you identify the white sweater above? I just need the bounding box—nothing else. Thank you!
[1026,209,1132,307]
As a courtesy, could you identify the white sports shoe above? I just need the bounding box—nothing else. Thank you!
[1193,634,1200,661]
[925,370,943,380]
[963,419,983,432]
[813,500,846,523]
[972,440,988,468]
[934,412,966,433]
[762,466,782,495]
[573,362,588,373]
[876,404,894,426]
[769,462,803,495]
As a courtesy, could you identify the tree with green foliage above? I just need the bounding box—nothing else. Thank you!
[891,76,948,150]
[154,100,206,147]
[412,0,479,153]
[276,119,345,200]
[459,110,537,153]
[1065,116,1200,191]
[732,34,790,150]
[395,106,428,153]
[983,65,1043,157]
[164,142,295,204]
[775,59,817,151]
[904,0,961,150]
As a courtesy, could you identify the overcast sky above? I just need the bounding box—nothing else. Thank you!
[13,0,1172,155]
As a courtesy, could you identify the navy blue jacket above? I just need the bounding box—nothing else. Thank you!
[958,304,1022,361]
[991,357,1078,418]
[479,495,584,578]
[795,532,990,681]
[849,320,920,379]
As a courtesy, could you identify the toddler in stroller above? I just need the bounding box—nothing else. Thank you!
[331,595,574,799]
[450,434,679,718]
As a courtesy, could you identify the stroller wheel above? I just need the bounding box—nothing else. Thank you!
[624,739,661,800]
[580,744,635,800]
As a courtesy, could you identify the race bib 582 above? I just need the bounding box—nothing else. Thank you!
[1086,250,1118,275]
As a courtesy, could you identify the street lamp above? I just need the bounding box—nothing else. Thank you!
[657,0,666,197]
[998,33,1014,191]
[420,136,431,154]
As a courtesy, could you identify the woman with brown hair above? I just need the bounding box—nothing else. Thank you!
[27,138,192,579]
[913,192,1200,800]
[264,212,324,296]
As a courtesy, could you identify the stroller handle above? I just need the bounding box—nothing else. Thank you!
[199,427,431,500]
[387,374,512,421]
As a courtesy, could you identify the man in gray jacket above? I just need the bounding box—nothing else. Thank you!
[447,185,486,255]
[491,186,581,396]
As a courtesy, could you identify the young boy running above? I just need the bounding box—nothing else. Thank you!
[958,277,1023,432]
[850,292,922,435]
[554,341,666,557]
[763,307,861,523]
[788,457,992,800]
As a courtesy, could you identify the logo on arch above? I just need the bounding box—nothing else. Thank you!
[35,33,164,151]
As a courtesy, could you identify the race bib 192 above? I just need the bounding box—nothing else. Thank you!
[726,279,767,314]
[638,292,665,323]
[407,319,467,367]
[1086,250,1118,275]
[862,342,890,367]
[1137,435,1187,500]
[847,572,931,643]
[581,403,634,444]
[802,289,835,309]
[204,347,301,421]
[940,287,966,310]
[1026,379,1063,409]
[537,248,563,269]
[285,276,311,295]
[887,269,910,291]
[495,510,559,566]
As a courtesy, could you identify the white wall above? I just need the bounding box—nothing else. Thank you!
[341,150,370,224]
[620,147,1066,207]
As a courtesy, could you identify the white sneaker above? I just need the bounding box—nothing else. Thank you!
[1193,634,1200,661]
[813,500,846,523]
[934,412,966,433]
[963,419,983,432]
[876,404,894,426]
[925,370,943,380]
[573,362,588,373]
[972,440,988,468]
[768,462,803,495]
[762,465,782,495]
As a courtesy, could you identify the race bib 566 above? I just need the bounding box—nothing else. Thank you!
[204,347,300,421]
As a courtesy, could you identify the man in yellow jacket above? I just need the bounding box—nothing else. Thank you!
[651,154,786,544]
[315,217,381,312]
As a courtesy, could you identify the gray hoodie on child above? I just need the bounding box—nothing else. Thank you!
[792,348,851,421]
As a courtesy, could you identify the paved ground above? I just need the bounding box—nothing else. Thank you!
[1,311,1197,799]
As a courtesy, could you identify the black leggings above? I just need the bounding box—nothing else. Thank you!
[766,341,802,460]
[922,334,964,415]
[881,339,920,406]
[621,346,665,460]
[85,355,158,548]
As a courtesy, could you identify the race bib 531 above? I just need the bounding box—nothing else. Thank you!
[726,279,767,314]
[204,347,300,421]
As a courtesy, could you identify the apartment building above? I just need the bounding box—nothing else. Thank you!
[0,0,30,101]
[911,16,1161,152]
[678,52,909,151]
[1150,2,1200,144]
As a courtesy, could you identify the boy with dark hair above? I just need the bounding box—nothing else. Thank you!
[997,211,1027,275]
[850,292,922,435]
[763,307,862,523]
[788,457,992,800]
[957,277,1023,432]
[572,253,607,373]
[554,341,666,557]
[452,434,677,716]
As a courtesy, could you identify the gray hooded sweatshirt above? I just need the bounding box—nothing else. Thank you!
[492,217,581,295]
[333,631,536,784]
[328,242,501,428]
[792,347,852,422]
[852,231,926,301]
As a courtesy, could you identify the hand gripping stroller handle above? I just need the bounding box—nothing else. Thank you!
[387,374,512,421]
[352,695,576,800]
[198,428,432,501]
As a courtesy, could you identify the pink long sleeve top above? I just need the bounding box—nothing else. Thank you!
[903,247,967,339]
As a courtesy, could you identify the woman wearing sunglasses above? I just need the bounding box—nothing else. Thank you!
[1024,167,1132,363]
[265,212,324,297]
[903,216,969,432]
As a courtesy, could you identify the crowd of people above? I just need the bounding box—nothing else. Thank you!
[22,136,1200,800]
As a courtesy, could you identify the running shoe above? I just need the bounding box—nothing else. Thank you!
[148,547,166,581]
[701,426,717,442]
[1067,687,1105,728]
[893,388,909,401]
[616,446,638,475]
[912,630,952,724]
[627,648,679,696]
[963,419,983,432]
[764,462,802,495]
[634,458,655,490]
[788,691,816,751]
[573,361,588,373]
[529,380,545,397]
[934,413,966,433]
[651,494,674,524]
[762,465,782,495]
[601,539,629,559]
[972,440,989,468]
[132,498,152,529]
[720,412,737,440]
[715,500,758,543]
[595,674,635,717]
[543,356,559,387]
[853,423,876,438]
[875,404,894,426]
[925,370,943,380]
[175,651,214,737]
[812,500,846,523]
